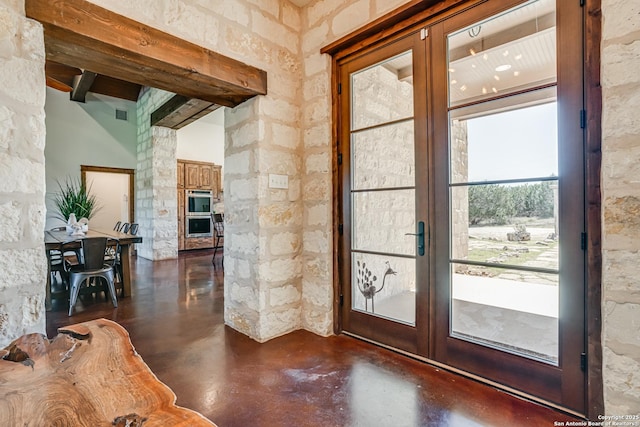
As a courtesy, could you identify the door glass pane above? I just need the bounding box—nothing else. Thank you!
[451,183,558,270]
[451,265,558,362]
[351,51,413,130]
[350,48,417,326]
[448,0,556,107]
[352,253,416,325]
[352,121,415,190]
[353,190,416,256]
[450,101,558,184]
[448,0,559,365]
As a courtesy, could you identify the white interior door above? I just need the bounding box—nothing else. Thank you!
[85,171,130,230]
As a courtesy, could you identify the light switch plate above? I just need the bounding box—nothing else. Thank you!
[268,173,288,189]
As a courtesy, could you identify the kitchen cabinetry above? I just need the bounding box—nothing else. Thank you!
[177,189,185,250]
[177,159,222,251]
[177,161,185,189]
[183,161,220,191]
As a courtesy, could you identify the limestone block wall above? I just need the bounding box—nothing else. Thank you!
[0,1,48,346]
[87,0,307,341]
[135,87,177,261]
[300,0,422,334]
[600,0,640,415]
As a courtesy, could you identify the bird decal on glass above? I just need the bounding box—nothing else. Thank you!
[356,260,397,313]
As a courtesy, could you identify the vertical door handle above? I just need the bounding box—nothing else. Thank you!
[405,221,425,256]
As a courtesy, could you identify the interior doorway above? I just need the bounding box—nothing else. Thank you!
[81,165,134,230]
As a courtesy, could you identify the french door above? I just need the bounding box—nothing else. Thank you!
[337,0,586,413]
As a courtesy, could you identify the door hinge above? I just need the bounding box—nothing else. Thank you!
[339,294,344,306]
[580,352,587,371]
[338,224,344,235]
[338,83,342,94]
[581,232,587,250]
[580,109,587,129]
[420,28,428,40]
[338,153,343,165]
[580,0,585,6]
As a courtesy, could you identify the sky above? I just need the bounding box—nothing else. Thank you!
[464,102,558,183]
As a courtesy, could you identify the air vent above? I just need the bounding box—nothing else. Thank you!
[115,109,128,121]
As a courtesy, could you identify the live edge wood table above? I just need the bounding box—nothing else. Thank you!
[44,228,143,310]
[0,319,216,426]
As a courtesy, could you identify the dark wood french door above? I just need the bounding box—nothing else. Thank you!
[337,0,586,414]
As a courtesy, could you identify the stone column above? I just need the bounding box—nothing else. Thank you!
[223,96,304,342]
[601,0,640,415]
[135,88,178,261]
[0,2,48,346]
[451,119,469,263]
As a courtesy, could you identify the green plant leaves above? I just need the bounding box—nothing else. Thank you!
[52,177,101,221]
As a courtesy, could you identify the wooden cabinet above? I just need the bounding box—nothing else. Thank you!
[177,189,185,250]
[177,161,185,189]
[182,161,218,190]
[184,163,201,188]
[211,165,222,199]
[199,165,214,189]
[177,159,221,251]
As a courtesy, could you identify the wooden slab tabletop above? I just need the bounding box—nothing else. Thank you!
[0,318,216,426]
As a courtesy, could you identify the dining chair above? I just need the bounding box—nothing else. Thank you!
[45,242,69,294]
[113,221,122,231]
[129,223,139,235]
[48,227,81,264]
[120,222,131,234]
[66,237,118,316]
[211,213,224,266]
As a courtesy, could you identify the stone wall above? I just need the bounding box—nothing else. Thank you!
[0,0,48,346]
[135,87,177,261]
[300,0,412,334]
[600,0,640,415]
[85,0,308,341]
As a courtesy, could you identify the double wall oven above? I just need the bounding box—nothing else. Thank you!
[185,190,213,238]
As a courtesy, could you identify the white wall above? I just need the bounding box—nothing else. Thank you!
[44,87,138,229]
[176,107,225,176]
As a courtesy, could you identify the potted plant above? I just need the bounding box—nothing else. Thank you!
[52,177,100,229]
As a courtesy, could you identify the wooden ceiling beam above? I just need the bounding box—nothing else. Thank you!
[26,0,267,107]
[70,70,97,103]
[151,95,221,130]
[90,75,142,102]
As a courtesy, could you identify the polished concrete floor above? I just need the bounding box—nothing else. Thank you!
[46,250,583,427]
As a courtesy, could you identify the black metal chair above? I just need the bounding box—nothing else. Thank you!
[46,242,69,296]
[211,213,224,266]
[120,222,131,234]
[129,223,139,235]
[66,237,119,316]
[113,221,122,232]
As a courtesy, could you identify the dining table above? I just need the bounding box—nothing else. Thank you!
[44,228,142,310]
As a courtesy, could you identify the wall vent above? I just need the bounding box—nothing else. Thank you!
[115,109,128,121]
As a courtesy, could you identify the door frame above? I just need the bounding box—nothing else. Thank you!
[324,0,603,418]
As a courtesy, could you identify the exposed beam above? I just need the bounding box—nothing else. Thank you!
[151,95,221,130]
[90,75,141,102]
[70,70,97,103]
[45,60,81,87]
[26,0,267,107]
